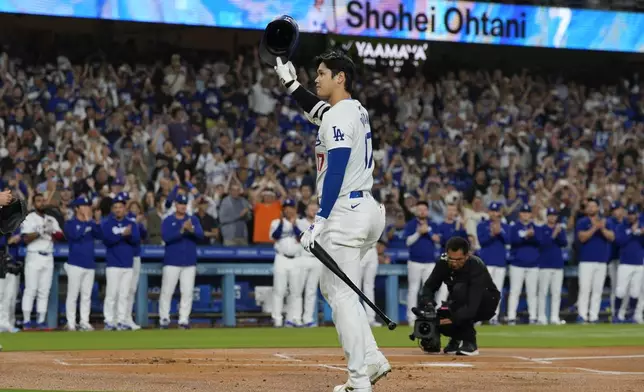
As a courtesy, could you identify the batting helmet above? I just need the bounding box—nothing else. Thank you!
[259,15,300,67]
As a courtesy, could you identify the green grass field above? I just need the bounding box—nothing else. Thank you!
[2,324,644,352]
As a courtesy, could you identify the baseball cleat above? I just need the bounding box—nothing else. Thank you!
[507,320,516,326]
[367,360,391,385]
[22,321,34,331]
[302,322,318,328]
[178,323,191,330]
[0,325,20,333]
[37,322,52,331]
[332,383,371,391]
[128,322,142,331]
[443,339,461,355]
[104,323,117,331]
[159,319,170,329]
[488,319,499,326]
[456,341,479,356]
[116,323,133,331]
[79,323,94,331]
[284,321,298,328]
[66,324,76,331]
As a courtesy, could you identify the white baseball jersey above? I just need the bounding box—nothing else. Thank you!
[315,99,373,200]
[269,219,302,257]
[21,212,61,254]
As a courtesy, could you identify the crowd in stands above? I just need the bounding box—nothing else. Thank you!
[0,44,642,261]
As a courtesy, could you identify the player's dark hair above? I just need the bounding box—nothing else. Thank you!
[445,237,470,254]
[416,200,429,208]
[314,49,356,94]
[32,193,44,203]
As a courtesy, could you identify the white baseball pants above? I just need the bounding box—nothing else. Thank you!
[22,253,54,324]
[0,273,19,328]
[487,266,506,322]
[159,265,196,324]
[537,268,564,324]
[103,267,133,326]
[271,254,301,326]
[359,247,379,324]
[507,266,539,322]
[291,255,323,325]
[64,263,95,327]
[318,193,388,390]
[635,275,644,323]
[406,261,448,324]
[124,256,141,324]
[577,262,607,322]
[608,259,619,311]
[615,264,643,319]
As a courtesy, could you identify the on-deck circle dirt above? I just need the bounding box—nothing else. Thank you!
[1,347,643,391]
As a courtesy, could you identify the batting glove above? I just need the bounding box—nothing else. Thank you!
[300,215,326,251]
[274,57,299,94]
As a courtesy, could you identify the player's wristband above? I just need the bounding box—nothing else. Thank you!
[284,80,300,95]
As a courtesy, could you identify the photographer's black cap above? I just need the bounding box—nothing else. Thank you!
[259,15,300,67]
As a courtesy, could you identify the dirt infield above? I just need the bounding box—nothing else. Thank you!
[2,347,644,391]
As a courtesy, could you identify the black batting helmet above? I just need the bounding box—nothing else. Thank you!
[259,15,300,67]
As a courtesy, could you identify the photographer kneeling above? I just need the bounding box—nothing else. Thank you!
[414,237,500,356]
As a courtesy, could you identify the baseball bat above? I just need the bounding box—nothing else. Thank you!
[311,240,397,330]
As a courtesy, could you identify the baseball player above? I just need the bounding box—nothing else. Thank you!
[536,208,568,325]
[295,201,324,327]
[269,199,303,327]
[63,196,102,331]
[476,202,510,324]
[159,194,204,329]
[21,193,64,330]
[507,204,540,325]
[101,193,140,331]
[275,50,391,391]
[0,229,22,333]
[607,201,624,312]
[613,205,644,322]
[358,245,381,327]
[124,193,148,330]
[575,198,615,323]
[405,201,447,325]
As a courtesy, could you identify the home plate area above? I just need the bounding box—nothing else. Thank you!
[2,347,644,391]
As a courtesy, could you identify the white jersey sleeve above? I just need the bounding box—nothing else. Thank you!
[21,213,38,234]
[315,99,374,200]
[269,218,282,239]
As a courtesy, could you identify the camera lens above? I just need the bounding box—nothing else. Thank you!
[418,322,430,335]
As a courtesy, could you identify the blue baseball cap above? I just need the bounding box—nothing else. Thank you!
[283,198,296,208]
[546,207,558,216]
[71,196,91,207]
[119,191,130,201]
[112,193,127,205]
[520,203,532,213]
[488,202,501,212]
[626,205,639,215]
[175,194,188,205]
[610,201,622,210]
[112,178,125,186]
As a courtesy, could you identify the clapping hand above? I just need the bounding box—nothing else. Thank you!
[122,225,132,236]
[183,219,194,232]
[0,189,13,206]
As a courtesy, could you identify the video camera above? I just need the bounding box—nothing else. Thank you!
[408,301,442,354]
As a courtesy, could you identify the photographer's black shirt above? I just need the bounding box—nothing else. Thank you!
[421,254,500,324]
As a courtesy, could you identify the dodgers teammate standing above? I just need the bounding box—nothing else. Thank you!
[295,201,324,327]
[63,196,102,331]
[0,229,21,333]
[536,208,568,325]
[125,193,148,330]
[275,50,390,392]
[476,202,510,324]
[269,199,303,327]
[159,194,204,328]
[21,193,64,330]
[575,198,615,323]
[607,202,624,312]
[358,245,381,327]
[101,194,140,330]
[613,205,644,322]
[508,204,540,324]
[405,201,447,325]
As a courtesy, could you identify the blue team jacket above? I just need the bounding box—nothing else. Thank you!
[510,221,541,268]
[575,217,614,263]
[384,224,407,249]
[101,215,140,268]
[608,216,623,261]
[438,221,468,251]
[161,214,204,267]
[64,217,102,269]
[477,219,510,267]
[538,224,568,269]
[126,212,148,257]
[615,216,644,266]
[404,218,440,263]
